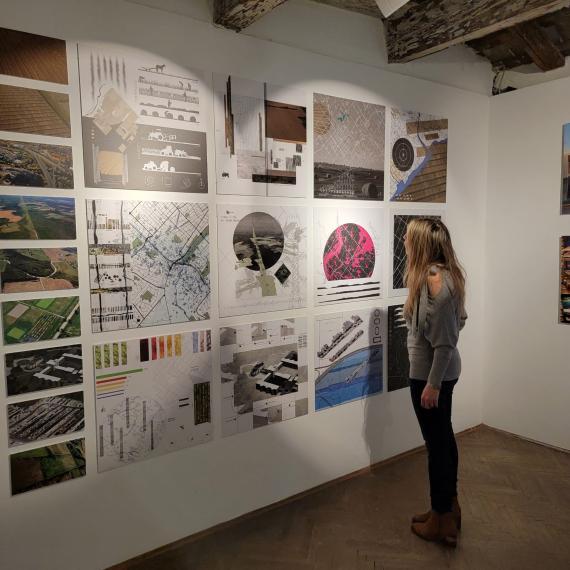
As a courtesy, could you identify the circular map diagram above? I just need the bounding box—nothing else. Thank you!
[322,223,375,281]
[233,212,284,272]
[392,138,414,172]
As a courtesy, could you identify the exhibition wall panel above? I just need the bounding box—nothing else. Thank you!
[485,79,570,451]
[0,1,489,568]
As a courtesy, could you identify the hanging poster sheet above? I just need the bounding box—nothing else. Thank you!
[220,318,308,437]
[213,74,307,197]
[313,93,385,201]
[0,27,68,84]
[387,304,409,392]
[2,296,80,345]
[0,248,78,294]
[561,124,570,214]
[93,329,213,472]
[78,43,208,193]
[390,209,444,296]
[86,199,210,332]
[0,195,76,240]
[5,344,83,397]
[8,392,84,447]
[10,438,86,496]
[390,108,448,203]
[314,207,382,306]
[0,139,73,189]
[560,236,570,323]
[315,307,383,411]
[217,204,307,317]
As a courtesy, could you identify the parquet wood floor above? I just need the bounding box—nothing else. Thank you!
[113,426,570,570]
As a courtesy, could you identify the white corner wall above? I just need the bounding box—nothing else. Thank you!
[0,1,488,569]
[484,79,570,450]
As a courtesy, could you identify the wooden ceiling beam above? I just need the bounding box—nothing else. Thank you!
[214,0,290,31]
[508,21,566,70]
[385,0,570,63]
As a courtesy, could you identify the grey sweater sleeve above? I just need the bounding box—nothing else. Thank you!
[425,291,461,389]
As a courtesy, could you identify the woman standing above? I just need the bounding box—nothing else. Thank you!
[404,218,467,547]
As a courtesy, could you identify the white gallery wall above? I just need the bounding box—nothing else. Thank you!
[484,79,570,451]
[0,1,489,569]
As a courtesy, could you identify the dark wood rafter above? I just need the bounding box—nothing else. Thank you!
[214,0,290,31]
[468,7,570,71]
[385,0,570,63]
[508,21,565,70]
[310,0,382,19]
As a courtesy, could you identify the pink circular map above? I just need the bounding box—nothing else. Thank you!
[323,223,375,281]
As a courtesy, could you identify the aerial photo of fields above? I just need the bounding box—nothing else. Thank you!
[0,139,73,189]
[10,438,86,495]
[2,296,80,345]
[0,248,78,293]
[0,195,76,239]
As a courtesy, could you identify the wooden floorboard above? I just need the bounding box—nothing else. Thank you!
[112,425,570,569]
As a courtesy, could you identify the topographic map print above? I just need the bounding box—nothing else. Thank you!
[87,199,210,332]
[322,223,375,281]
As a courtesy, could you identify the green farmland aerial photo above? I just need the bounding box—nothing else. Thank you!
[2,296,80,345]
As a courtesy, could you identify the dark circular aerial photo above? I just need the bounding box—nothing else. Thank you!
[233,212,284,272]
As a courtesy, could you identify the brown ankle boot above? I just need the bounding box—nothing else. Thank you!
[411,511,458,548]
[412,497,461,530]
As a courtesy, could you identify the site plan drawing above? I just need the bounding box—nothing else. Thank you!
[220,318,308,437]
[86,199,210,332]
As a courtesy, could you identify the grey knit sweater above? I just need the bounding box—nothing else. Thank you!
[406,268,467,389]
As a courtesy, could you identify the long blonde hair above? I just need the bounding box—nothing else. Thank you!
[403,218,465,319]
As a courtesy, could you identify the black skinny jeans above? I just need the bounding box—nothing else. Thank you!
[410,378,458,514]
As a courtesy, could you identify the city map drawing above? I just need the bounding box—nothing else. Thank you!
[213,74,307,198]
[86,199,210,332]
[315,307,383,410]
[314,208,382,306]
[217,205,307,317]
[390,210,443,295]
[93,329,213,472]
[314,93,385,201]
[78,43,208,193]
[220,318,308,437]
[387,304,409,392]
[390,108,448,203]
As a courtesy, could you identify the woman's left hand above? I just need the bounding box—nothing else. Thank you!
[421,384,440,409]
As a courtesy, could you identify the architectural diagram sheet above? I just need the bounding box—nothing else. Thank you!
[390,210,444,296]
[220,318,308,437]
[314,93,385,201]
[78,43,208,193]
[390,108,448,203]
[213,74,307,197]
[93,329,213,472]
[217,204,307,317]
[315,307,383,410]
